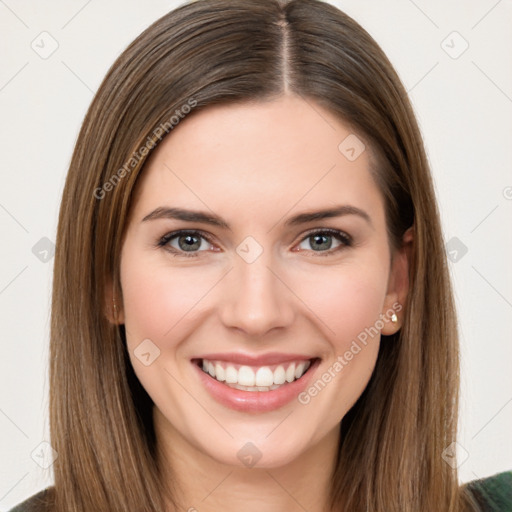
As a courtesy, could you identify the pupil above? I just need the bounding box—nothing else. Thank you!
[312,234,331,250]
[179,235,200,251]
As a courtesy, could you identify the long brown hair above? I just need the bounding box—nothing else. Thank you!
[47,0,481,510]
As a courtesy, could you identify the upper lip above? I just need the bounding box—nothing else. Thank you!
[192,352,317,366]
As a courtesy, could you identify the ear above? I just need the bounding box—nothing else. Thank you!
[380,226,414,335]
[104,275,125,325]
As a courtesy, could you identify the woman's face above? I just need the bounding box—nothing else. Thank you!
[114,94,410,468]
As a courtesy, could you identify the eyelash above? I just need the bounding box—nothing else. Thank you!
[156,228,353,258]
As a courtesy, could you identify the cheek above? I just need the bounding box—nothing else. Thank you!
[121,268,203,342]
[293,266,388,412]
[119,253,214,411]
[121,249,389,349]
[291,261,389,348]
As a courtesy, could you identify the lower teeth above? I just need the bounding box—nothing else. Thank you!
[222,381,287,392]
[200,369,298,392]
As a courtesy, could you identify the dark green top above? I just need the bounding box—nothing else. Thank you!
[8,470,512,511]
[462,471,512,511]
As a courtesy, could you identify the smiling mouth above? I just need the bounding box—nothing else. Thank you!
[192,357,320,392]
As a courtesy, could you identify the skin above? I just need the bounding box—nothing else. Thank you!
[106,94,413,512]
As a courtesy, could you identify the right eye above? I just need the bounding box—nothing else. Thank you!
[157,230,218,257]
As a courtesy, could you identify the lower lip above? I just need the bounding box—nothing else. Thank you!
[191,358,321,413]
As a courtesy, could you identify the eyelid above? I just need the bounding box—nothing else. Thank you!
[299,227,352,245]
[157,227,353,256]
[157,229,217,254]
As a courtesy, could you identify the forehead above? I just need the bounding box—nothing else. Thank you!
[130,95,385,226]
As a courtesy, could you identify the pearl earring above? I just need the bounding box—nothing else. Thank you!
[390,312,398,323]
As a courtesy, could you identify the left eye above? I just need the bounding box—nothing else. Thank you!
[296,229,352,254]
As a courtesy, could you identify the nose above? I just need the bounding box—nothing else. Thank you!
[219,250,295,337]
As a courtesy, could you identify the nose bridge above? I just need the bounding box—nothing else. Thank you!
[220,241,294,335]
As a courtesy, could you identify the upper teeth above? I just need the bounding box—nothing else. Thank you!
[201,359,311,387]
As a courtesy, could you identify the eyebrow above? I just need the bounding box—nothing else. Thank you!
[141,205,373,229]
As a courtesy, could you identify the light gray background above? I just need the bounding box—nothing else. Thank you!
[1,0,511,509]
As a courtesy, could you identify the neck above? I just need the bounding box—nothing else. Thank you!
[153,407,339,512]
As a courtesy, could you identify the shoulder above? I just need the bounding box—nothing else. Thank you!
[461,470,512,511]
[7,487,53,512]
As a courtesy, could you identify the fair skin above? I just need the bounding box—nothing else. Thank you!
[107,94,412,512]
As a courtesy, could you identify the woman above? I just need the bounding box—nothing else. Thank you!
[9,0,511,510]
